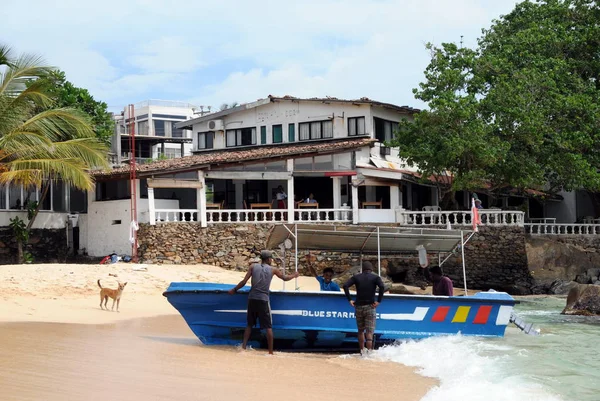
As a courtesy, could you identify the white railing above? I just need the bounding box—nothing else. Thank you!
[155,209,199,223]
[397,210,525,227]
[525,223,600,235]
[153,208,353,224]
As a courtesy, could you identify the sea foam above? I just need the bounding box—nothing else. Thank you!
[371,335,563,401]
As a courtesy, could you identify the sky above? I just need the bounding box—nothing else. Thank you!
[1,0,520,113]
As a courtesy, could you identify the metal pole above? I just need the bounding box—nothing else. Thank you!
[282,248,285,292]
[377,226,381,276]
[461,230,467,295]
[295,224,299,290]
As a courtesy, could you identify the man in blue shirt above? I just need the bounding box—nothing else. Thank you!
[305,254,341,291]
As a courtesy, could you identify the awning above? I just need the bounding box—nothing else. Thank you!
[266,224,470,254]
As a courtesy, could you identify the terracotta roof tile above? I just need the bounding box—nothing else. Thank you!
[94,137,374,180]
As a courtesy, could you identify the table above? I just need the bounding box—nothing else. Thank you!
[362,201,382,209]
[298,203,318,209]
[206,203,222,210]
[250,203,272,209]
[528,218,557,224]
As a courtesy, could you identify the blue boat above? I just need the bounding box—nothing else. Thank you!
[163,224,518,350]
[163,282,516,350]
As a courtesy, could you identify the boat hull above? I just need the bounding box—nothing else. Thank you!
[163,282,516,350]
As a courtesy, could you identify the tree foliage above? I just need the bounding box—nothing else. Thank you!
[392,0,600,201]
[0,44,109,262]
[38,70,114,144]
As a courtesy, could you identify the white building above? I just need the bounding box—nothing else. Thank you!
[112,99,198,164]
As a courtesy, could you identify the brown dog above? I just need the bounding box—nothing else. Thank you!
[98,279,127,311]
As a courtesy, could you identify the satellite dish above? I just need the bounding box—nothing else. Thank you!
[284,239,293,249]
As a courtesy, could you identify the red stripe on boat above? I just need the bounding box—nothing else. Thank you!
[473,305,493,324]
[431,306,450,322]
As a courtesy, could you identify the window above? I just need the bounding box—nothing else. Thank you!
[138,120,149,135]
[226,127,257,147]
[272,125,283,143]
[164,148,181,158]
[288,124,295,142]
[152,114,187,120]
[348,117,366,136]
[298,120,333,141]
[374,117,399,142]
[154,120,165,137]
[197,132,214,150]
[95,180,130,201]
[261,126,267,144]
[171,122,184,138]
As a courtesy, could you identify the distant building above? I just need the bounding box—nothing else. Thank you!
[111,100,198,164]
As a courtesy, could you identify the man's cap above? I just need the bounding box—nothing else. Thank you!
[260,250,273,259]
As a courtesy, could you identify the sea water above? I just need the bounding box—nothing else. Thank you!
[371,296,599,401]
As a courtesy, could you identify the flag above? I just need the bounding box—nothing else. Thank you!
[471,198,481,232]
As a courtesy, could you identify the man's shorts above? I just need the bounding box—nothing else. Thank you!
[355,304,376,333]
[247,299,272,329]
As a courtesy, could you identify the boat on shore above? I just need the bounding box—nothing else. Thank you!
[164,223,519,351]
[163,282,516,350]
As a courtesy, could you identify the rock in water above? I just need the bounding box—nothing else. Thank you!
[562,284,600,316]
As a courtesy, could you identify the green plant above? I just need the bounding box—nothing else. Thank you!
[9,216,29,264]
[23,252,34,263]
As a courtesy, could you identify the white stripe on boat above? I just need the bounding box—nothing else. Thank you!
[496,305,513,325]
[380,307,429,321]
[215,309,304,316]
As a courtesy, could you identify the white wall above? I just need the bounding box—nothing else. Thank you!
[192,100,375,151]
[545,191,577,223]
[86,198,134,257]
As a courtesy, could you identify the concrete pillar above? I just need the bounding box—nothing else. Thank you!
[405,182,413,210]
[198,171,207,227]
[161,142,165,156]
[148,187,156,225]
[234,180,245,209]
[287,159,294,223]
[180,142,185,157]
[390,184,400,210]
[332,176,342,209]
[352,181,359,224]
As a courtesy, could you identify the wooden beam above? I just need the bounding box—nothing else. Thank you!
[203,171,292,180]
[147,178,203,189]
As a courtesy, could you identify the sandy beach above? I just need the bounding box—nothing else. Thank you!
[0,263,437,401]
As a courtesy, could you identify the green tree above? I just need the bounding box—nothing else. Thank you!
[0,45,109,262]
[39,70,114,144]
[393,0,600,207]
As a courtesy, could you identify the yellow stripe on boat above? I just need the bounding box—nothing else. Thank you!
[451,306,471,323]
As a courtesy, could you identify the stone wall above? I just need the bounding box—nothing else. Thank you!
[138,223,532,294]
[0,228,67,264]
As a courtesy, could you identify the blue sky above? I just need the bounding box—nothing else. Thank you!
[1,0,519,113]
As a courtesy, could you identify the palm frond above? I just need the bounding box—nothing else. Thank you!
[0,50,53,97]
[20,108,96,142]
[0,158,94,190]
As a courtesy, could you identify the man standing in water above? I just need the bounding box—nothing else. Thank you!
[228,250,299,354]
[343,261,385,352]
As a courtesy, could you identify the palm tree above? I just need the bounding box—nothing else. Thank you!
[0,45,109,262]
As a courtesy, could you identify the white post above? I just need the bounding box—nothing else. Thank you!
[351,182,359,224]
[287,159,294,223]
[390,184,400,210]
[332,176,342,208]
[294,224,298,291]
[198,171,207,227]
[377,226,381,276]
[461,230,467,295]
[148,187,156,225]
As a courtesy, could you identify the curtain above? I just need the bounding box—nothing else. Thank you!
[299,123,310,140]
[322,121,333,138]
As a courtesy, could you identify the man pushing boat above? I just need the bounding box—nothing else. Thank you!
[343,261,385,353]
[228,250,299,355]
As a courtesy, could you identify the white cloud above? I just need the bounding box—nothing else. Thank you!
[0,0,520,110]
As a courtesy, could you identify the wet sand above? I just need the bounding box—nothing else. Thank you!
[0,315,434,401]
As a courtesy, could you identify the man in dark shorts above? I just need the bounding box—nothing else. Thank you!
[343,261,385,352]
[228,250,298,354]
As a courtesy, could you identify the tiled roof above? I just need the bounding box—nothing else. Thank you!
[94,137,375,180]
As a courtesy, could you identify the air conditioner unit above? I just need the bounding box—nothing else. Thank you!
[380,146,391,156]
[207,119,224,130]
